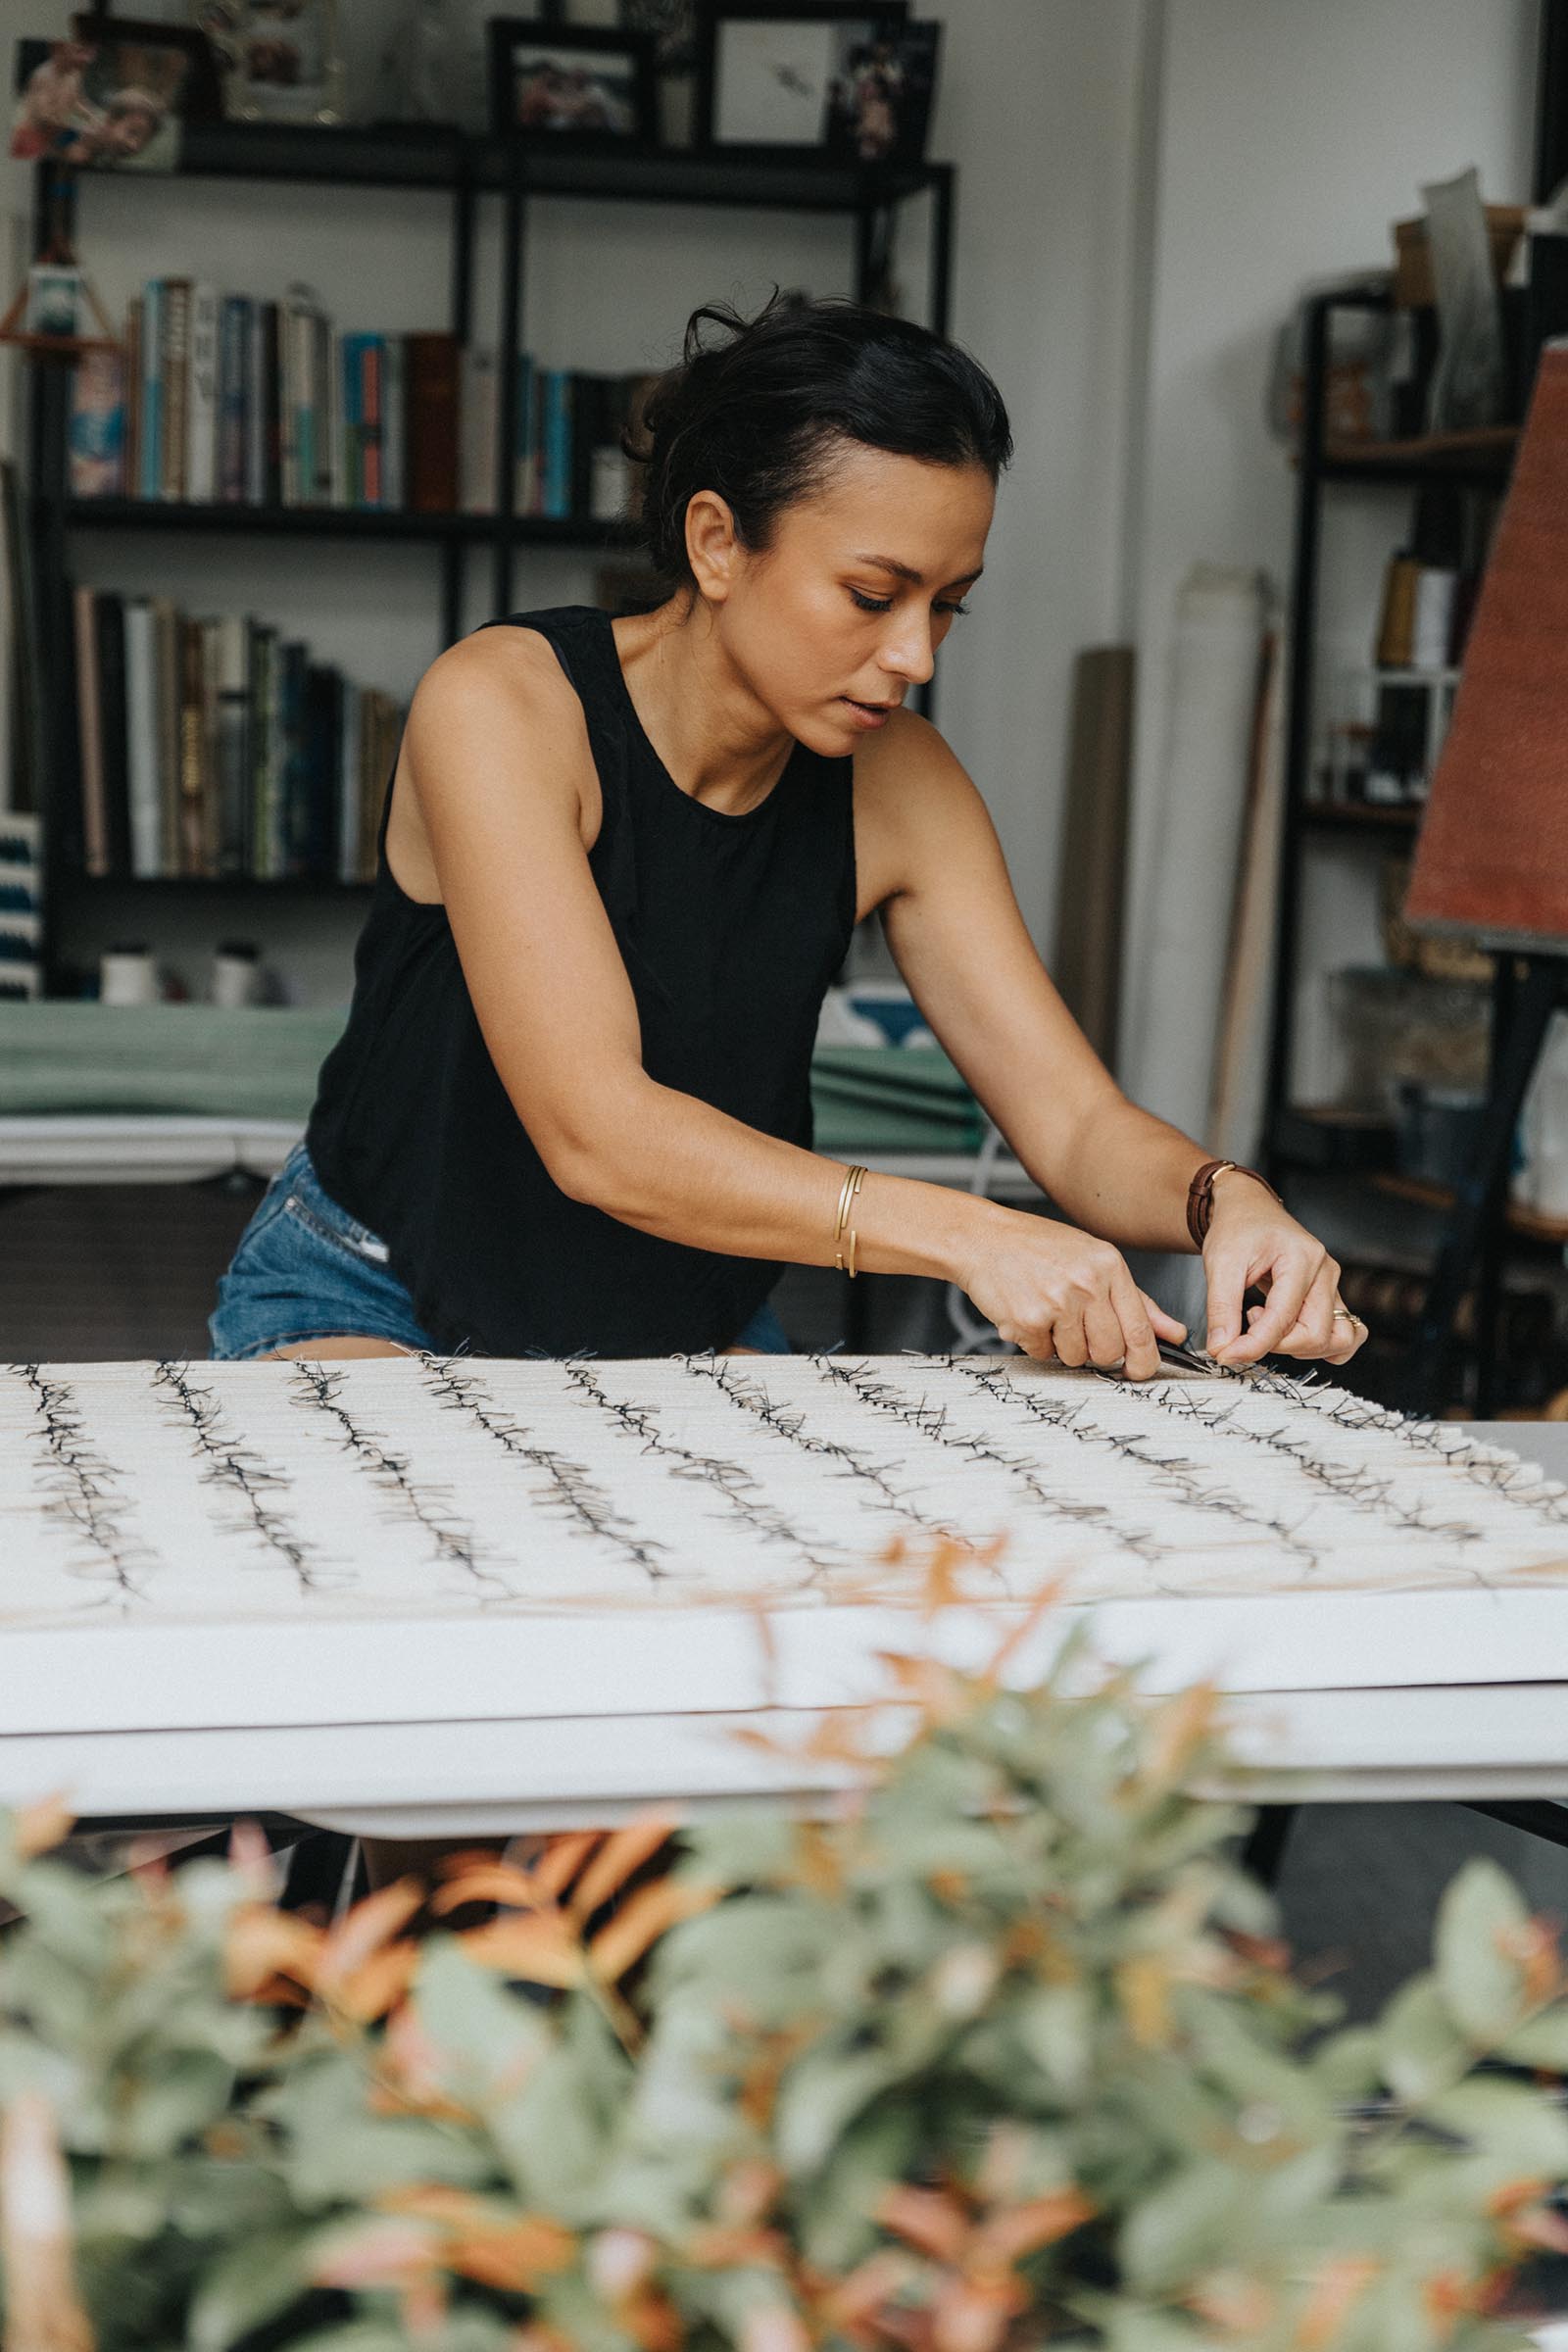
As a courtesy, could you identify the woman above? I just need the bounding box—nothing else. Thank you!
[210,290,1366,1378]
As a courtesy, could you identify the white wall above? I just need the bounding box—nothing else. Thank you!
[1122,0,1540,1112]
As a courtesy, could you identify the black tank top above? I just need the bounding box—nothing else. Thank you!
[305,604,857,1356]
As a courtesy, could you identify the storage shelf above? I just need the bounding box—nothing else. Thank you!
[1372,1170,1568,1249]
[102,120,947,211]
[1318,425,1518,486]
[58,870,374,895]
[59,498,641,547]
[1300,801,1423,838]
[1271,1105,1399,1174]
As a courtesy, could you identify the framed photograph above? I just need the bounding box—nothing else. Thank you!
[488,18,657,143]
[836,16,938,163]
[695,0,910,155]
[190,0,347,126]
[23,264,82,337]
[11,24,219,172]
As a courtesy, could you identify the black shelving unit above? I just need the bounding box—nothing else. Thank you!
[24,120,956,991]
[1260,279,1517,1194]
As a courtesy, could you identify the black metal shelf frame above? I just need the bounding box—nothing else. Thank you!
[23,125,956,988]
[1261,282,1516,1183]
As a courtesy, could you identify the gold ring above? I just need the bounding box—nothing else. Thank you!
[1332,1307,1362,1326]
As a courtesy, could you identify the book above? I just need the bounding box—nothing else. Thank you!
[177,613,207,876]
[383,334,405,509]
[68,348,125,498]
[215,615,251,877]
[218,295,250,503]
[543,368,572,518]
[93,590,131,875]
[74,585,108,876]
[122,597,161,877]
[139,277,163,501]
[188,280,220,502]
[460,344,497,513]
[161,277,191,502]
[407,330,460,513]
[153,596,180,873]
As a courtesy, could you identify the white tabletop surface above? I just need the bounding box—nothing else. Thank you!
[2,1351,1565,1835]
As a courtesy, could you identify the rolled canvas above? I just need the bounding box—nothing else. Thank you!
[1122,564,1270,1135]
[1405,344,1568,949]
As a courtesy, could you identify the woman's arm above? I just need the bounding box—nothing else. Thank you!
[856,710,1361,1370]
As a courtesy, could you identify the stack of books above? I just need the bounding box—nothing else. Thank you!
[71,586,404,887]
[67,278,662,525]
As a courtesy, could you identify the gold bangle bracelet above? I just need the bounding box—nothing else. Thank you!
[834,1163,866,1277]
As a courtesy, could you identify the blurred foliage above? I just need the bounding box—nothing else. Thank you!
[2,1577,1568,2351]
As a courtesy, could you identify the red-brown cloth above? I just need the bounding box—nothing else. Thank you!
[1405,346,1568,947]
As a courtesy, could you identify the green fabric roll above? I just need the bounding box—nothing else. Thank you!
[0,1007,984,1154]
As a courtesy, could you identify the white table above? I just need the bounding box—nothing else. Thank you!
[1,1372,1564,1839]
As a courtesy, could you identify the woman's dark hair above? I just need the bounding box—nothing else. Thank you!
[625,288,1012,587]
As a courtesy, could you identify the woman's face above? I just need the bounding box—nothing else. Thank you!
[695,440,994,755]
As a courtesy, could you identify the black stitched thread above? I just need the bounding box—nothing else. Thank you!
[288,1358,506,1591]
[9,1363,154,1602]
[1260,1375,1568,1528]
[811,1356,1132,1589]
[415,1353,669,1579]
[677,1352,978,1546]
[561,1360,847,1586]
[947,1359,1324,1580]
[150,1359,341,1593]
[1127,1380,1489,1562]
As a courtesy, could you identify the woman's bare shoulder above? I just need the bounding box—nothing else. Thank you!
[413,621,582,724]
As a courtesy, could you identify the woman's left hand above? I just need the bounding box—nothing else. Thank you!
[1200,1177,1367,1369]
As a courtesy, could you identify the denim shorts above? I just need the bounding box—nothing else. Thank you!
[208,1139,791,1361]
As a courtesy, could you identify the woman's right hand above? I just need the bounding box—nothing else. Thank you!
[954,1207,1188,1380]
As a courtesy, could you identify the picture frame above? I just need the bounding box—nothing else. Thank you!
[487,17,658,146]
[695,0,913,158]
[11,24,220,173]
[189,0,347,127]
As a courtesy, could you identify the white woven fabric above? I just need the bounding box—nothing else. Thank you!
[3,1353,1566,1631]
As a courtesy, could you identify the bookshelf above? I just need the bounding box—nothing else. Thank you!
[22,122,956,995]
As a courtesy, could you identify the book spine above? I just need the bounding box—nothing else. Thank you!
[406,331,460,513]
[139,279,162,501]
[314,311,333,505]
[545,369,571,518]
[364,337,383,508]
[259,301,280,506]
[95,593,131,876]
[461,346,497,514]
[123,298,142,501]
[178,614,205,876]
[217,616,250,877]
[383,335,405,510]
[123,600,161,878]
[153,599,181,875]
[73,585,108,877]
[218,296,248,503]
[161,278,190,503]
[187,280,220,502]
[514,353,536,515]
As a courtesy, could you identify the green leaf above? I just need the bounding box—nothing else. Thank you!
[774,2043,906,2175]
[187,2230,318,2352]
[1015,1983,1096,2099]
[1378,1975,1475,2104]
[411,1936,553,2101]
[1433,1859,1532,2042]
[1497,2002,1568,2073]
[1117,2159,1244,2292]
